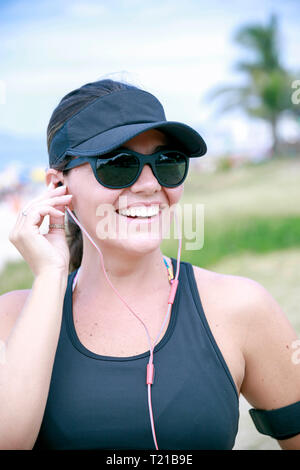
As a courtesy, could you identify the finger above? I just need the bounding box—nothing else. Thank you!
[48,194,72,227]
[19,185,68,221]
[46,184,68,196]
[11,206,65,243]
[28,206,66,228]
[18,194,72,227]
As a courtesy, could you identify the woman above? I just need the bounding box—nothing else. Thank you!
[0,79,300,450]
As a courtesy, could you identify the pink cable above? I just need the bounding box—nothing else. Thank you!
[147,224,181,449]
[66,206,182,450]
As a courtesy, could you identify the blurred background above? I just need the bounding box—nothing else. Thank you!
[0,0,299,450]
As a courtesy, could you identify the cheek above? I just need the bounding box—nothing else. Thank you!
[166,185,184,206]
[67,170,122,212]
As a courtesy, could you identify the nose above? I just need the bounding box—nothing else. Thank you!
[130,164,161,194]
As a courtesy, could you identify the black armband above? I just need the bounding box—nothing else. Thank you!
[249,400,300,440]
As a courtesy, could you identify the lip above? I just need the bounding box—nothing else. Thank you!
[116,201,167,212]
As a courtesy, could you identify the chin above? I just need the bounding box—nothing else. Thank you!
[125,236,162,253]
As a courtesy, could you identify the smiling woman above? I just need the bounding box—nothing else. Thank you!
[47,80,198,272]
[1,78,300,451]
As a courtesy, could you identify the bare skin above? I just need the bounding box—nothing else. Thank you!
[1,129,300,449]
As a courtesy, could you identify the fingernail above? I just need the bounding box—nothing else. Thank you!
[48,182,54,189]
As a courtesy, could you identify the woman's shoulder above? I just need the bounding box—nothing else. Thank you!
[0,289,31,341]
[190,263,297,355]
[191,262,264,292]
[190,262,279,323]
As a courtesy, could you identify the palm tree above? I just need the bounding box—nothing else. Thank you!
[208,14,297,156]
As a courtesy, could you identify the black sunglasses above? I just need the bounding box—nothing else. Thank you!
[63,148,190,189]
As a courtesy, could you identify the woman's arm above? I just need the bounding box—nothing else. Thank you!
[0,269,68,450]
[238,278,300,450]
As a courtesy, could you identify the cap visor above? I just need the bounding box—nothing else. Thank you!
[64,121,207,158]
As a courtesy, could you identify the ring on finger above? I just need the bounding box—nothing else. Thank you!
[49,224,65,230]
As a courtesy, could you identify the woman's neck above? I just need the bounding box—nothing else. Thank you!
[73,243,172,300]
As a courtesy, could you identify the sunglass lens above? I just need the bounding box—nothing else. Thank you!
[156,152,187,186]
[96,154,139,187]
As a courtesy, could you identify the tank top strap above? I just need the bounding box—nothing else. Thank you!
[171,257,239,400]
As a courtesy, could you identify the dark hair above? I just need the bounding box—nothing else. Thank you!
[47,79,141,273]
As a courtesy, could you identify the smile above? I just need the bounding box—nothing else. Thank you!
[117,205,160,218]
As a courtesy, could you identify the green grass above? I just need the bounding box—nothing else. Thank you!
[0,260,34,295]
[162,156,300,266]
[162,214,300,268]
[184,157,300,219]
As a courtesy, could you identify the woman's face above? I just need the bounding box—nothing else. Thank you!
[63,129,184,256]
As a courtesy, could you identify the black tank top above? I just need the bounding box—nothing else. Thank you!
[33,258,239,450]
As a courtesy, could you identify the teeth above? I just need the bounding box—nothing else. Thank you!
[118,205,160,217]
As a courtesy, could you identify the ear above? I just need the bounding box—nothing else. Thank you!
[45,168,64,188]
[45,168,74,211]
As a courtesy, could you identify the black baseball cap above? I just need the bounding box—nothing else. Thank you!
[49,88,207,167]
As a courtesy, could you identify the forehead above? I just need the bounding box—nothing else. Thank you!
[122,129,170,150]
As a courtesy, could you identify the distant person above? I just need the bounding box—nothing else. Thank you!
[10,191,22,213]
[0,79,300,450]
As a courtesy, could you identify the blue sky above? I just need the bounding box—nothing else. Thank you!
[0,0,299,169]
